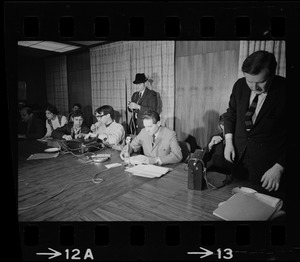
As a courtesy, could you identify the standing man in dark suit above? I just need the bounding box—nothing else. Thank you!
[223,50,286,194]
[128,73,157,135]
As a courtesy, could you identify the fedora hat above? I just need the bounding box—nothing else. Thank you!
[133,73,148,84]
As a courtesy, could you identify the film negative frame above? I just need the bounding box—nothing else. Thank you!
[5,1,300,261]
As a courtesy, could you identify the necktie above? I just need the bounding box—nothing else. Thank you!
[245,94,259,131]
[137,92,142,104]
[152,134,156,146]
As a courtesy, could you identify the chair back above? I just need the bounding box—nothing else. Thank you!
[178,141,191,163]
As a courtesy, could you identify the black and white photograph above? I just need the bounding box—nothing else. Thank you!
[17,40,287,222]
[6,2,300,261]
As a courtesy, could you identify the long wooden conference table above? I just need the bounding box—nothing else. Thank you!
[17,139,259,222]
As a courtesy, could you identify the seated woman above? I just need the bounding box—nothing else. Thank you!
[51,110,90,140]
[43,105,68,138]
[84,105,125,148]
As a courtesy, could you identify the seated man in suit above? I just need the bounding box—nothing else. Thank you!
[51,110,90,140]
[84,105,125,148]
[18,107,45,140]
[120,110,182,165]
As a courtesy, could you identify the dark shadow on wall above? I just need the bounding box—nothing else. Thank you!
[173,116,202,153]
[194,110,221,148]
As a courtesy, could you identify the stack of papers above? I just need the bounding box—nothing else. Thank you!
[125,164,172,178]
[213,192,281,221]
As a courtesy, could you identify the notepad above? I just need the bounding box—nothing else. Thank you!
[213,192,278,221]
[27,152,59,160]
[125,164,172,178]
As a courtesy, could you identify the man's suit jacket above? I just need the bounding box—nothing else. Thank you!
[223,75,286,181]
[129,87,157,134]
[18,117,45,139]
[130,126,183,165]
[51,123,90,139]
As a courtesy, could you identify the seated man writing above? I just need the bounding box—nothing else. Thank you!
[84,105,125,148]
[120,110,182,165]
[51,110,90,140]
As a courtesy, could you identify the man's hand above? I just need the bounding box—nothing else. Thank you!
[208,135,223,151]
[261,163,284,191]
[98,134,107,141]
[224,138,235,163]
[62,135,72,140]
[84,132,97,140]
[128,102,140,110]
[120,145,130,160]
[90,124,96,132]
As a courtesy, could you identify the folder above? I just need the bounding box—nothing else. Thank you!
[213,192,280,221]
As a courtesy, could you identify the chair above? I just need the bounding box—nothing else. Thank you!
[178,141,191,163]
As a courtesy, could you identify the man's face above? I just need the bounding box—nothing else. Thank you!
[244,68,272,94]
[143,118,160,136]
[135,82,146,92]
[72,116,83,128]
[95,112,110,125]
[20,109,31,122]
[72,105,80,112]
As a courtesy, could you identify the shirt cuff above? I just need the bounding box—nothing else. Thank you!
[156,157,162,165]
[225,133,233,140]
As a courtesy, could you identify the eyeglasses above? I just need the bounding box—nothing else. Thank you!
[95,113,107,118]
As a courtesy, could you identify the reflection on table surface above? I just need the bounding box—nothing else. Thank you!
[17,140,267,221]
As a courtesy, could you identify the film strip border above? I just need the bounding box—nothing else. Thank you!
[5,1,300,261]
[20,222,294,261]
[6,2,300,40]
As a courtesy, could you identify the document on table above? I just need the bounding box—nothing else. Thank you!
[27,152,59,160]
[213,192,279,221]
[125,164,172,178]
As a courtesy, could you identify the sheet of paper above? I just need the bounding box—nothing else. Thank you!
[125,164,171,178]
[27,152,59,160]
[105,163,122,169]
[213,192,277,221]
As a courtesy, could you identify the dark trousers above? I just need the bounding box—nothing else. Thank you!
[233,149,286,204]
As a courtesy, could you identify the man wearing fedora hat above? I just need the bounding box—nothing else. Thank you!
[128,73,158,134]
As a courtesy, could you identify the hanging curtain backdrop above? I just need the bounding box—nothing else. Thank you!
[175,41,240,147]
[238,41,286,78]
[45,56,69,115]
[90,41,175,129]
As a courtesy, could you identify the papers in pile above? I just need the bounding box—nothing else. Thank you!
[125,164,172,178]
[125,154,149,165]
[213,191,283,221]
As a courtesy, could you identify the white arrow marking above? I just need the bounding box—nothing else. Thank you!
[187,246,214,259]
[36,248,62,259]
